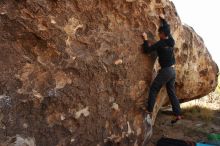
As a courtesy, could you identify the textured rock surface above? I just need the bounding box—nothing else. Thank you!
[0,0,218,146]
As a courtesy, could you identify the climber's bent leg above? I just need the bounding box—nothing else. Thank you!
[166,75,181,116]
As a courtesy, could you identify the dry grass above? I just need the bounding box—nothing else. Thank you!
[182,105,216,122]
[216,75,220,93]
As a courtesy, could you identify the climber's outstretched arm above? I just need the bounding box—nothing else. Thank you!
[159,14,175,47]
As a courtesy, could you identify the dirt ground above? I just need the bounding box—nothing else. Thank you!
[148,108,220,146]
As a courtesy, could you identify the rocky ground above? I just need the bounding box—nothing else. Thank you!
[148,111,220,145]
[149,93,220,146]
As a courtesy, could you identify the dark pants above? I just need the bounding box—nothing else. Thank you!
[147,67,181,116]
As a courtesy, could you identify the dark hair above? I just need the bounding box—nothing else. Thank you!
[158,26,170,36]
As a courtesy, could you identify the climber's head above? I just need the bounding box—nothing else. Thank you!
[158,26,170,39]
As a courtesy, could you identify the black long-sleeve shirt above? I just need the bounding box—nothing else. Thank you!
[142,18,175,68]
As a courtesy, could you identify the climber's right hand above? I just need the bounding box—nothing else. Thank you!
[159,14,165,20]
[142,32,148,40]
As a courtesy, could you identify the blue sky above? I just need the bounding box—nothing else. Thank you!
[171,0,220,67]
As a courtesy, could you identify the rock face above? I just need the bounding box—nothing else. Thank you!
[0,0,218,146]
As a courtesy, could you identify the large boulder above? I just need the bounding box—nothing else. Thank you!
[0,0,218,146]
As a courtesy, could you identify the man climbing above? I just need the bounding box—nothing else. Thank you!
[142,14,182,124]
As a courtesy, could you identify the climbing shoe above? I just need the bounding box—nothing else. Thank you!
[171,115,182,124]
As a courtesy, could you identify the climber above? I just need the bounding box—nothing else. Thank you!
[142,14,182,124]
